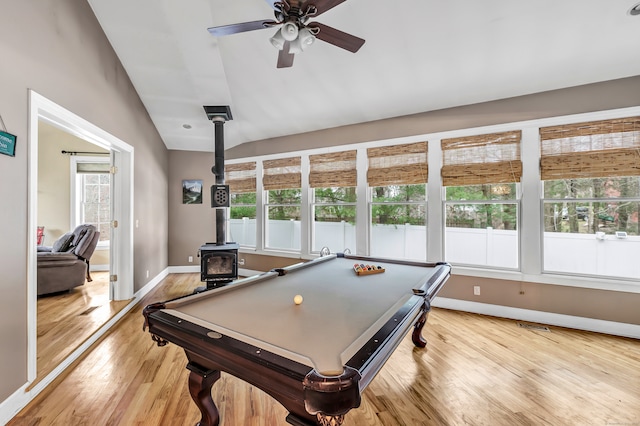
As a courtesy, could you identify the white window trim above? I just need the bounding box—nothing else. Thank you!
[368,184,428,261]
[69,155,110,249]
[263,190,302,252]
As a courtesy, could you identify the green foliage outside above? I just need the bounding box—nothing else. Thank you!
[230,192,256,219]
[371,185,426,226]
[445,184,517,230]
[267,189,301,220]
[543,177,640,235]
[314,187,356,224]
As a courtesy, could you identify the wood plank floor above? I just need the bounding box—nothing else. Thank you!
[33,271,130,389]
[10,273,640,425]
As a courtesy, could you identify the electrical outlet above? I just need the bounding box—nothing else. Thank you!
[473,286,481,296]
[146,270,149,278]
[188,256,193,263]
[238,258,245,266]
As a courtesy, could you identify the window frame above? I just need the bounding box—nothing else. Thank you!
[263,188,302,252]
[539,117,640,280]
[70,155,111,249]
[443,186,521,270]
[310,186,358,254]
[541,177,640,280]
[228,191,257,249]
[368,184,428,261]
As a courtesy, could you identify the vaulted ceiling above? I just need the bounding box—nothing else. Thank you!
[87,0,640,151]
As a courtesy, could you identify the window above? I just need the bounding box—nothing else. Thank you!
[368,141,428,261]
[263,157,302,251]
[442,131,522,268]
[540,117,640,279]
[72,157,111,247]
[226,162,257,247]
[309,151,357,253]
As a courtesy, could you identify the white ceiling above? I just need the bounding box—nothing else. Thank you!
[87,0,640,152]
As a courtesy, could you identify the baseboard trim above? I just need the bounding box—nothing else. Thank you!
[0,268,169,425]
[168,265,199,274]
[432,297,640,339]
[89,264,109,272]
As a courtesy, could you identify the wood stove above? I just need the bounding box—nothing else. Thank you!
[199,242,239,285]
[198,105,238,291]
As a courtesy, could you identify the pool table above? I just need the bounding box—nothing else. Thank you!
[143,253,450,426]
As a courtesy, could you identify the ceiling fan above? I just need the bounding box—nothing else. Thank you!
[207,0,365,68]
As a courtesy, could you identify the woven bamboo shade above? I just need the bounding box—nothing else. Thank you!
[263,157,301,190]
[367,141,428,186]
[441,130,522,186]
[225,162,256,193]
[309,150,357,188]
[539,117,640,180]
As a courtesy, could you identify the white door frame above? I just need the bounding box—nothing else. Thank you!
[27,90,134,382]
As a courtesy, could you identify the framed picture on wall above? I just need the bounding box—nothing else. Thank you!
[182,179,203,204]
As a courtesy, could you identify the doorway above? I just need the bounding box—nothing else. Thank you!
[27,91,134,386]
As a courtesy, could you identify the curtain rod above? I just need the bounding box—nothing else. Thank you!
[61,150,110,156]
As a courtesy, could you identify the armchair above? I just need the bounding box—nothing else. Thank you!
[37,224,101,296]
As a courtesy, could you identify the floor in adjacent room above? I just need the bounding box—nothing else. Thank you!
[33,271,131,388]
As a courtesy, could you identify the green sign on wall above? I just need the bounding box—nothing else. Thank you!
[0,130,16,157]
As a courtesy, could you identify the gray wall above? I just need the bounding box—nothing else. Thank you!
[168,150,217,266]
[0,0,168,403]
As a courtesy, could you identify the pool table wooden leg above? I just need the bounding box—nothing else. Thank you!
[411,301,430,348]
[187,362,221,426]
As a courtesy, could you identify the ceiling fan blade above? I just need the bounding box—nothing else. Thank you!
[309,0,347,16]
[265,0,344,16]
[277,41,295,68]
[307,22,365,53]
[207,20,278,37]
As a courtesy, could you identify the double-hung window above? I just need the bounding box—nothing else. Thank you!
[72,156,111,247]
[226,162,257,247]
[442,131,522,269]
[263,157,302,251]
[309,151,357,253]
[367,141,428,261]
[540,117,640,279]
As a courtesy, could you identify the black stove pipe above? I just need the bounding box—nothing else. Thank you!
[212,117,226,246]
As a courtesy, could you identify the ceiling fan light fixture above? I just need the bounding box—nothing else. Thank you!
[280,21,299,41]
[270,29,285,50]
[298,27,316,48]
[289,38,303,55]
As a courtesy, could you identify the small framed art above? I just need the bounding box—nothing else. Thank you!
[182,179,203,204]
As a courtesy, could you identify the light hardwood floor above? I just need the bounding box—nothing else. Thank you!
[33,271,130,388]
[10,273,640,425]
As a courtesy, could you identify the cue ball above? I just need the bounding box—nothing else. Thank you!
[293,294,303,305]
